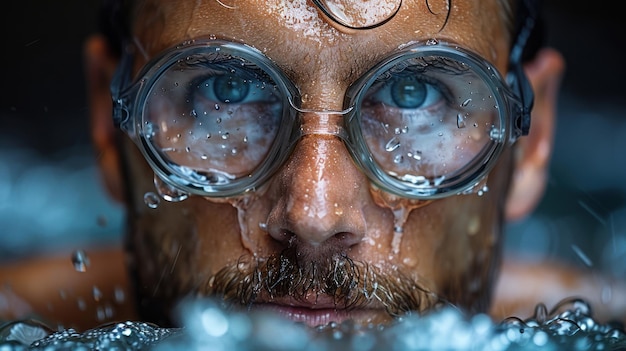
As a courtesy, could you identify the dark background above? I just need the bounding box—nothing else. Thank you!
[1,1,625,281]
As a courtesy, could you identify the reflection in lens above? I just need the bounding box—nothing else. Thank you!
[311,0,402,29]
[141,51,284,188]
[358,54,501,192]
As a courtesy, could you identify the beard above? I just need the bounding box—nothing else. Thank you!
[199,244,442,320]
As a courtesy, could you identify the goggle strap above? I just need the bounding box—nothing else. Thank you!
[111,41,135,127]
[508,0,539,136]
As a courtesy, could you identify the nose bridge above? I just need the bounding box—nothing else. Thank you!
[266,111,366,247]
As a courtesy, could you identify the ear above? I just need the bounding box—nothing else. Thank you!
[505,48,565,221]
[84,35,125,204]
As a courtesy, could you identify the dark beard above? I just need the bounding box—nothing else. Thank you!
[200,245,442,318]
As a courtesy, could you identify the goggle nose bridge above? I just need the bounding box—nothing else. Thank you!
[289,97,353,140]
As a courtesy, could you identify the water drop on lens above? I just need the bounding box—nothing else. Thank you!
[385,137,401,152]
[71,250,90,272]
[143,192,160,209]
[457,113,466,128]
[461,98,472,107]
[407,150,422,161]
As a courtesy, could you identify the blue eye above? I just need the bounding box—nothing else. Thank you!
[390,77,426,108]
[365,73,444,111]
[213,75,250,103]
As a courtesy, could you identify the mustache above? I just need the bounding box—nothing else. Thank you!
[200,246,442,317]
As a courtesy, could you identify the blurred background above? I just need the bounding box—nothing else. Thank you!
[0,0,625,283]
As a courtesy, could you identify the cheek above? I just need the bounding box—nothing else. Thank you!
[392,182,504,285]
[189,199,252,275]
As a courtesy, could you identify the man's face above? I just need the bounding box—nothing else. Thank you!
[122,0,515,327]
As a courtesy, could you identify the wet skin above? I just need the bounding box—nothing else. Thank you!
[121,0,518,327]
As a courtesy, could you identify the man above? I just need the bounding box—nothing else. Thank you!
[5,0,622,332]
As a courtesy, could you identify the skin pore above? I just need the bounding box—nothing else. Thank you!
[116,0,520,327]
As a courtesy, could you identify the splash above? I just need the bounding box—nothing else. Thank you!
[1,297,624,350]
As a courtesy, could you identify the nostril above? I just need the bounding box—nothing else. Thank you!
[269,229,296,245]
[333,231,362,248]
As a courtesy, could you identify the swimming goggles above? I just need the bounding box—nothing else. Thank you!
[111,38,533,199]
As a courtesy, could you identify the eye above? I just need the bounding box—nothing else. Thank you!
[212,75,250,103]
[191,71,279,107]
[390,77,427,108]
[365,74,444,111]
[195,74,251,104]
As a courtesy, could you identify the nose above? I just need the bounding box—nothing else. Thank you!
[265,124,367,250]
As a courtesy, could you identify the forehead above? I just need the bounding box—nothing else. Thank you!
[131,0,511,96]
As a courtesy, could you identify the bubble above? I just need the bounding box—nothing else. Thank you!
[71,249,90,272]
[201,307,229,337]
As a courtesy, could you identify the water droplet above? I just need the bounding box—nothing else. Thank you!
[96,306,106,321]
[143,192,160,209]
[114,287,125,304]
[221,132,230,140]
[457,113,466,129]
[333,203,343,216]
[93,286,102,302]
[77,298,86,311]
[214,103,220,110]
[385,137,400,152]
[407,150,422,161]
[154,175,189,202]
[216,117,222,124]
[426,38,438,45]
[71,250,90,272]
[461,98,472,107]
[477,185,489,196]
[393,155,404,164]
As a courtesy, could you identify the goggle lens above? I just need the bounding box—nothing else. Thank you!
[353,52,503,194]
[140,50,288,188]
